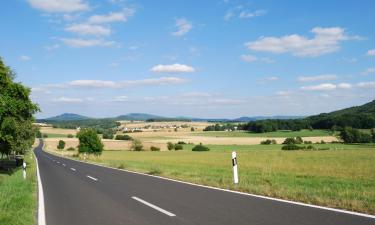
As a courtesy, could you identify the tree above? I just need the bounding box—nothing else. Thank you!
[76,128,103,156]
[131,139,143,151]
[0,57,39,158]
[167,142,174,151]
[57,140,65,150]
[339,127,372,143]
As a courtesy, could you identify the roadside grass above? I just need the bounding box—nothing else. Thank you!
[56,143,375,214]
[0,151,37,225]
[193,129,332,137]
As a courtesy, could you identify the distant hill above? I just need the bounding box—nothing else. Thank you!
[116,113,165,121]
[306,100,375,129]
[43,113,90,121]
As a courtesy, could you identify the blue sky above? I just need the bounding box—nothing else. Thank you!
[1,0,375,119]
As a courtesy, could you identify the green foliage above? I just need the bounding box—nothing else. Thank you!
[339,127,373,143]
[42,134,48,138]
[35,129,42,138]
[203,123,237,131]
[192,144,210,151]
[66,147,75,151]
[115,134,133,140]
[0,58,39,157]
[177,141,186,145]
[281,144,301,150]
[261,139,277,145]
[57,140,65,150]
[167,142,174,151]
[150,146,160,151]
[76,128,103,156]
[191,127,195,132]
[67,134,74,138]
[102,129,115,139]
[131,139,143,151]
[174,144,183,150]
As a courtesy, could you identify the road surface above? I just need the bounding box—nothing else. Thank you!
[34,140,375,225]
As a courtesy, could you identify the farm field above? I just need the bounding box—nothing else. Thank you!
[193,129,332,137]
[46,143,375,214]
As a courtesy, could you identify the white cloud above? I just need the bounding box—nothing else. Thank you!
[239,10,266,19]
[47,77,188,89]
[19,55,31,61]
[150,64,195,73]
[246,27,359,57]
[112,96,129,102]
[362,68,375,76]
[60,38,116,47]
[357,81,375,89]
[88,8,135,24]
[301,82,352,91]
[337,83,352,89]
[366,49,375,56]
[240,54,257,62]
[27,0,89,13]
[171,18,192,37]
[53,97,83,103]
[65,23,111,36]
[301,83,337,91]
[298,74,338,82]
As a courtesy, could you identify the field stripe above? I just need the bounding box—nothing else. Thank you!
[132,196,176,217]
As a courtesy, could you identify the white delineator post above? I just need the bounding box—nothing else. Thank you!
[232,151,238,184]
[23,162,27,180]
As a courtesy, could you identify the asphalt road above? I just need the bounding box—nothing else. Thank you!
[34,140,375,225]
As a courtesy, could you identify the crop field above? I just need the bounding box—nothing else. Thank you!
[47,143,375,214]
[193,129,332,137]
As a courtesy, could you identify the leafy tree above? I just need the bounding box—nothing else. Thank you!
[192,144,210,151]
[167,142,174,151]
[339,127,372,143]
[57,140,65,150]
[131,139,143,151]
[67,134,74,138]
[174,144,183,150]
[283,137,297,145]
[115,134,133,140]
[150,146,160,151]
[76,128,104,156]
[191,127,195,132]
[0,57,39,158]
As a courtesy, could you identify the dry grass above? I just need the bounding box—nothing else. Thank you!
[40,127,77,135]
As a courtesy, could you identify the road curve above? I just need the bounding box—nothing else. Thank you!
[34,140,375,225]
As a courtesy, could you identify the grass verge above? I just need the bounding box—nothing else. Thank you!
[0,152,37,225]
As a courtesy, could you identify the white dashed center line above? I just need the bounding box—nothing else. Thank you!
[70,168,76,171]
[132,196,176,217]
[86,175,98,181]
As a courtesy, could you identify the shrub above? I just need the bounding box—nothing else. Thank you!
[296,136,303,144]
[174,144,183,150]
[36,130,42,138]
[57,140,65,150]
[191,127,195,132]
[192,144,210,151]
[66,147,75,151]
[115,134,133,140]
[281,144,301,150]
[177,141,186,145]
[306,145,316,150]
[42,134,48,138]
[167,142,174,151]
[260,139,276,145]
[118,164,125,169]
[150,146,160,151]
[304,140,312,144]
[283,137,297,145]
[131,139,143,151]
[339,127,373,143]
[102,132,114,139]
[67,134,74,138]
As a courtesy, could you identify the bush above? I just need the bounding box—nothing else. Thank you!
[115,134,133,140]
[281,144,301,150]
[320,140,326,144]
[192,144,210,151]
[131,139,143,151]
[150,146,160,151]
[167,142,174,151]
[304,140,312,144]
[66,147,75,151]
[283,137,297,145]
[260,139,276,145]
[67,134,74,138]
[36,130,42,138]
[177,141,186,145]
[339,127,373,143]
[42,134,48,138]
[102,132,114,139]
[306,145,316,150]
[174,144,183,150]
[57,140,65,150]
[191,127,195,132]
[296,136,303,144]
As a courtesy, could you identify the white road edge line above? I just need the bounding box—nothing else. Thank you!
[62,164,66,167]
[86,175,98,181]
[70,168,76,171]
[44,150,375,219]
[34,151,46,225]
[132,196,176,217]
